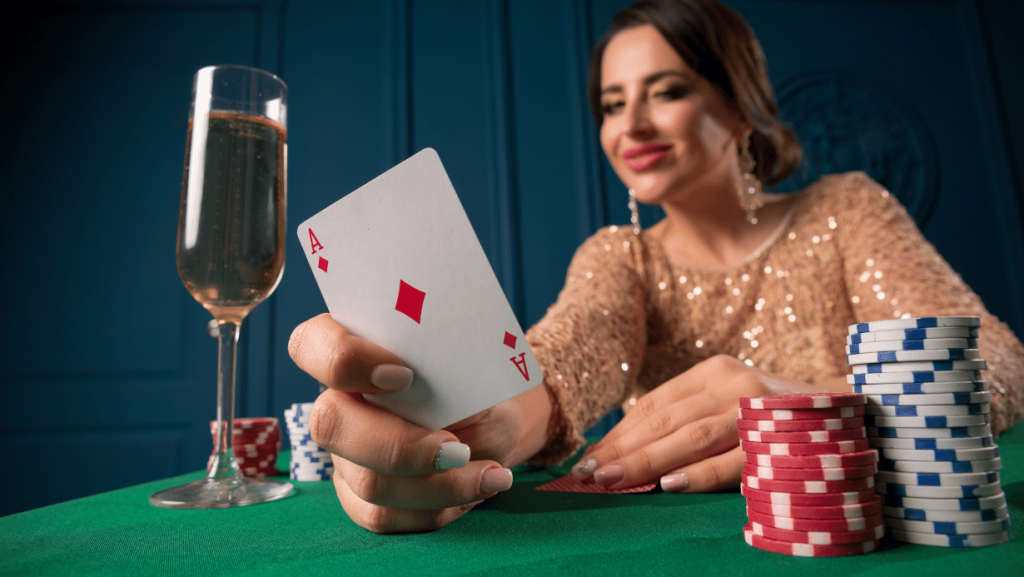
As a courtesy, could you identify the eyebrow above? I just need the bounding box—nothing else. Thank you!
[600,70,692,95]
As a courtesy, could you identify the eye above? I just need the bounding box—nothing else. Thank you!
[601,100,624,116]
[653,84,689,101]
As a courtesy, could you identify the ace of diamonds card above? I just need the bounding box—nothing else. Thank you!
[297,148,542,431]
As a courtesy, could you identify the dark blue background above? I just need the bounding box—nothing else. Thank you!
[2,0,1022,517]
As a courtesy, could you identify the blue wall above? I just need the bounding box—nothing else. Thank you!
[1,0,1022,517]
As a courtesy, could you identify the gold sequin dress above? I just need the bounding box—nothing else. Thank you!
[526,172,1024,465]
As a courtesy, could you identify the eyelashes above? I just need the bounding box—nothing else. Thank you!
[600,84,690,117]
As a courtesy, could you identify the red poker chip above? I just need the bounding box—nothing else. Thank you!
[737,417,865,432]
[746,450,878,469]
[738,405,865,421]
[742,462,877,482]
[741,438,871,456]
[742,473,874,494]
[746,508,885,532]
[741,485,877,507]
[747,521,885,547]
[744,525,879,557]
[745,496,882,519]
[741,393,866,410]
[738,427,867,444]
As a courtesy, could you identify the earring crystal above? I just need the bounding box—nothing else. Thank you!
[628,188,640,235]
[738,136,765,225]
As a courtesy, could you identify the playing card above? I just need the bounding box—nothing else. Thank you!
[535,476,658,494]
[297,148,542,430]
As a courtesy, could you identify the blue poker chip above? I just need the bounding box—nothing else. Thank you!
[846,338,978,354]
[875,480,1004,499]
[878,457,1001,474]
[890,528,1010,547]
[884,516,1010,536]
[879,491,1007,511]
[866,425,992,439]
[869,435,995,450]
[848,316,980,335]
[865,402,990,417]
[875,469,1000,486]
[849,370,981,385]
[848,327,979,344]
[851,359,987,374]
[878,446,1000,462]
[864,414,990,428]
[864,391,992,406]
[846,349,982,364]
[854,381,988,395]
[883,505,1009,523]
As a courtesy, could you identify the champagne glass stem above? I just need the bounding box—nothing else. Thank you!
[209,319,242,483]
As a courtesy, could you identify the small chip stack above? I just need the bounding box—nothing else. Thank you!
[285,402,335,481]
[847,316,1009,547]
[739,392,883,557]
[208,417,281,477]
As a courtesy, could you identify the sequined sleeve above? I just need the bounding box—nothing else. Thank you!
[525,227,650,465]
[832,172,1024,434]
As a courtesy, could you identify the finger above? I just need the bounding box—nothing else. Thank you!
[335,453,513,509]
[311,389,469,475]
[659,446,745,493]
[592,412,739,490]
[289,313,413,394]
[590,394,718,465]
[332,466,468,534]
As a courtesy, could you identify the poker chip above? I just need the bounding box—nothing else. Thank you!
[741,485,878,507]
[737,416,865,432]
[207,417,282,478]
[847,349,982,365]
[742,473,874,494]
[848,316,980,335]
[848,370,981,385]
[847,326,979,344]
[884,516,1010,536]
[746,509,885,532]
[878,457,1001,474]
[286,402,335,482]
[740,392,865,410]
[869,434,995,450]
[744,525,879,557]
[879,491,1007,511]
[748,520,886,546]
[883,505,1009,523]
[746,496,882,519]
[743,462,876,481]
[845,338,978,354]
[889,528,1009,547]
[864,414,989,428]
[874,469,999,487]
[865,402,990,417]
[875,480,1004,499]
[738,405,865,421]
[866,425,992,439]
[741,438,870,456]
[738,427,868,444]
[877,446,999,462]
[853,381,988,395]
[865,391,991,406]
[850,359,987,374]
[745,450,878,469]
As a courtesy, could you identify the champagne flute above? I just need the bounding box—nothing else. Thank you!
[151,65,293,508]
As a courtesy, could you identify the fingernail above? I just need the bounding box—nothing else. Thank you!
[370,364,414,392]
[480,467,513,493]
[593,464,624,487]
[434,442,470,470]
[571,458,597,480]
[660,472,690,493]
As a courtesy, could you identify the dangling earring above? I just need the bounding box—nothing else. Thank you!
[628,188,640,235]
[738,135,765,225]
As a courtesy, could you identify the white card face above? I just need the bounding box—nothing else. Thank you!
[296,148,542,430]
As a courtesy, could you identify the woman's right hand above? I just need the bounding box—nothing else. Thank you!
[288,313,537,533]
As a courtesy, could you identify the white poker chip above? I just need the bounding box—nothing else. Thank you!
[878,457,1001,474]
[853,381,988,395]
[875,480,1004,499]
[851,359,987,374]
[883,505,1009,524]
[848,317,980,335]
[869,435,995,450]
[890,528,1009,547]
[864,414,990,428]
[867,425,992,439]
[847,349,982,365]
[878,446,1000,462]
[848,326,979,344]
[845,338,978,354]
[878,492,1007,511]
[865,402,989,417]
[848,370,981,385]
[864,391,992,406]
[884,516,1010,536]
[874,469,1000,486]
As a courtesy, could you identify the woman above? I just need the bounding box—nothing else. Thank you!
[288,0,1024,533]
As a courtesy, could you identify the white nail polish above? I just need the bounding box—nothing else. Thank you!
[371,364,414,392]
[434,442,470,469]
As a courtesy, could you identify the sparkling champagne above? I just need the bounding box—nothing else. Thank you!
[177,111,287,323]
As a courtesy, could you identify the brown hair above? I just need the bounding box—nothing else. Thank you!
[588,0,801,186]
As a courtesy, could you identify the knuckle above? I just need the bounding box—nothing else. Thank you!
[633,447,655,476]
[646,409,674,439]
[703,458,723,489]
[632,394,659,419]
[348,466,387,504]
[688,421,715,452]
[309,395,342,450]
[326,337,359,389]
[287,321,307,362]
[361,503,395,534]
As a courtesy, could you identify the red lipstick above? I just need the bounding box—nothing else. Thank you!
[622,144,671,171]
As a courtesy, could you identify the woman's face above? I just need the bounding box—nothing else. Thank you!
[599,25,748,207]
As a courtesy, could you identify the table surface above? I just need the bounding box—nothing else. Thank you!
[2,428,1022,577]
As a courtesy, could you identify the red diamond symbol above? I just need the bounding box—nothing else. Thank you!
[503,331,517,349]
[318,257,329,272]
[395,280,426,324]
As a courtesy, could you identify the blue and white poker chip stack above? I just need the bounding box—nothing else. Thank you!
[284,402,335,481]
[846,316,1010,547]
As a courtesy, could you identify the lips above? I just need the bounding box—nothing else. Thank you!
[622,144,671,171]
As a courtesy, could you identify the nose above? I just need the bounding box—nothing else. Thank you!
[622,99,654,138]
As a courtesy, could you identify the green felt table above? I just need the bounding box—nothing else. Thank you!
[2,429,1022,577]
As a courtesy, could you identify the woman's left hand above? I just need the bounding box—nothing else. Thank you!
[571,354,840,493]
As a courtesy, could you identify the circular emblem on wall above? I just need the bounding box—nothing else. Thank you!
[773,72,938,228]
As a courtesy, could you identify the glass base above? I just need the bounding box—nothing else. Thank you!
[149,475,294,509]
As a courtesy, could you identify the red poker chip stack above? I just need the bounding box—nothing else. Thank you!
[208,417,282,478]
[738,392,884,557]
